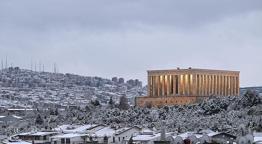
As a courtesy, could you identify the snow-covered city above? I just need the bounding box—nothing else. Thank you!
[0,67,262,144]
[1,0,262,144]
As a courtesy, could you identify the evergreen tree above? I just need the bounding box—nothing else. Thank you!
[128,136,134,144]
[119,95,129,110]
[35,114,44,125]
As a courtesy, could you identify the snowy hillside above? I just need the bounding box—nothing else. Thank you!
[0,67,146,108]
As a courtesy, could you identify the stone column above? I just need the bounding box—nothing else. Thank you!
[162,75,164,96]
[211,75,214,95]
[200,75,203,96]
[217,75,220,96]
[226,76,229,96]
[237,77,240,96]
[207,75,210,96]
[192,74,195,96]
[203,75,206,96]
[152,76,155,96]
[214,75,217,96]
[166,75,170,96]
[181,75,184,95]
[233,76,237,96]
[172,75,175,96]
[221,75,224,96]
[157,76,160,97]
[224,76,227,96]
[148,75,151,96]
[231,76,234,96]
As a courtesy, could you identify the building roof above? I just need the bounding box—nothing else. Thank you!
[54,124,100,133]
[132,133,161,141]
[115,126,141,135]
[51,133,87,139]
[3,140,32,144]
[254,132,262,142]
[92,127,115,137]
[17,131,57,136]
[0,115,22,122]
[148,68,240,75]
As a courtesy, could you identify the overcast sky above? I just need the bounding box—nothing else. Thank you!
[0,0,262,87]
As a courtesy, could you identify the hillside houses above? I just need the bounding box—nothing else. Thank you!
[5,124,260,144]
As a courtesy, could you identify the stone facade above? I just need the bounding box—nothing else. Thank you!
[136,68,240,107]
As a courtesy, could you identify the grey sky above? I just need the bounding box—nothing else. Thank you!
[0,0,262,87]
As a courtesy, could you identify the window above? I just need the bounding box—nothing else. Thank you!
[66,138,70,144]
[119,137,121,142]
[61,138,65,144]
[113,137,115,143]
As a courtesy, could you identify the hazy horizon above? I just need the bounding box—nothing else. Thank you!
[0,0,262,87]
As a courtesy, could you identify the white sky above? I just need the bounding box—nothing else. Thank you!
[0,0,262,87]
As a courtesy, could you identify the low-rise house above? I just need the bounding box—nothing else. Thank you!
[0,115,22,127]
[3,140,32,144]
[88,127,116,144]
[114,126,141,144]
[166,130,236,144]
[50,133,88,144]
[254,132,262,144]
[54,124,104,134]
[208,132,236,143]
[131,133,161,144]
[124,129,163,144]
[16,131,58,144]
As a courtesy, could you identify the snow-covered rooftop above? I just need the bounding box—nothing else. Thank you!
[3,140,32,144]
[17,131,57,136]
[254,132,262,142]
[133,133,161,141]
[92,127,115,137]
[51,133,87,138]
[54,124,99,133]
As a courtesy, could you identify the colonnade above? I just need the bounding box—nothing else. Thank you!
[148,74,239,97]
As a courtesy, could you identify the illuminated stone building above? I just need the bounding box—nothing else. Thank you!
[135,68,240,107]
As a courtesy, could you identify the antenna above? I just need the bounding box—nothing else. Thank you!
[54,63,57,73]
[39,61,41,72]
[30,59,33,71]
[1,59,3,70]
[5,56,7,69]
[35,62,37,72]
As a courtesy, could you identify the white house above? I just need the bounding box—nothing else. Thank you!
[54,124,104,134]
[50,133,88,144]
[15,131,58,144]
[88,127,116,143]
[2,140,32,144]
[124,129,163,144]
[114,126,141,144]
[254,132,262,144]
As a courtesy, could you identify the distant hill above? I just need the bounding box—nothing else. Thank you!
[240,87,262,95]
[0,67,146,108]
